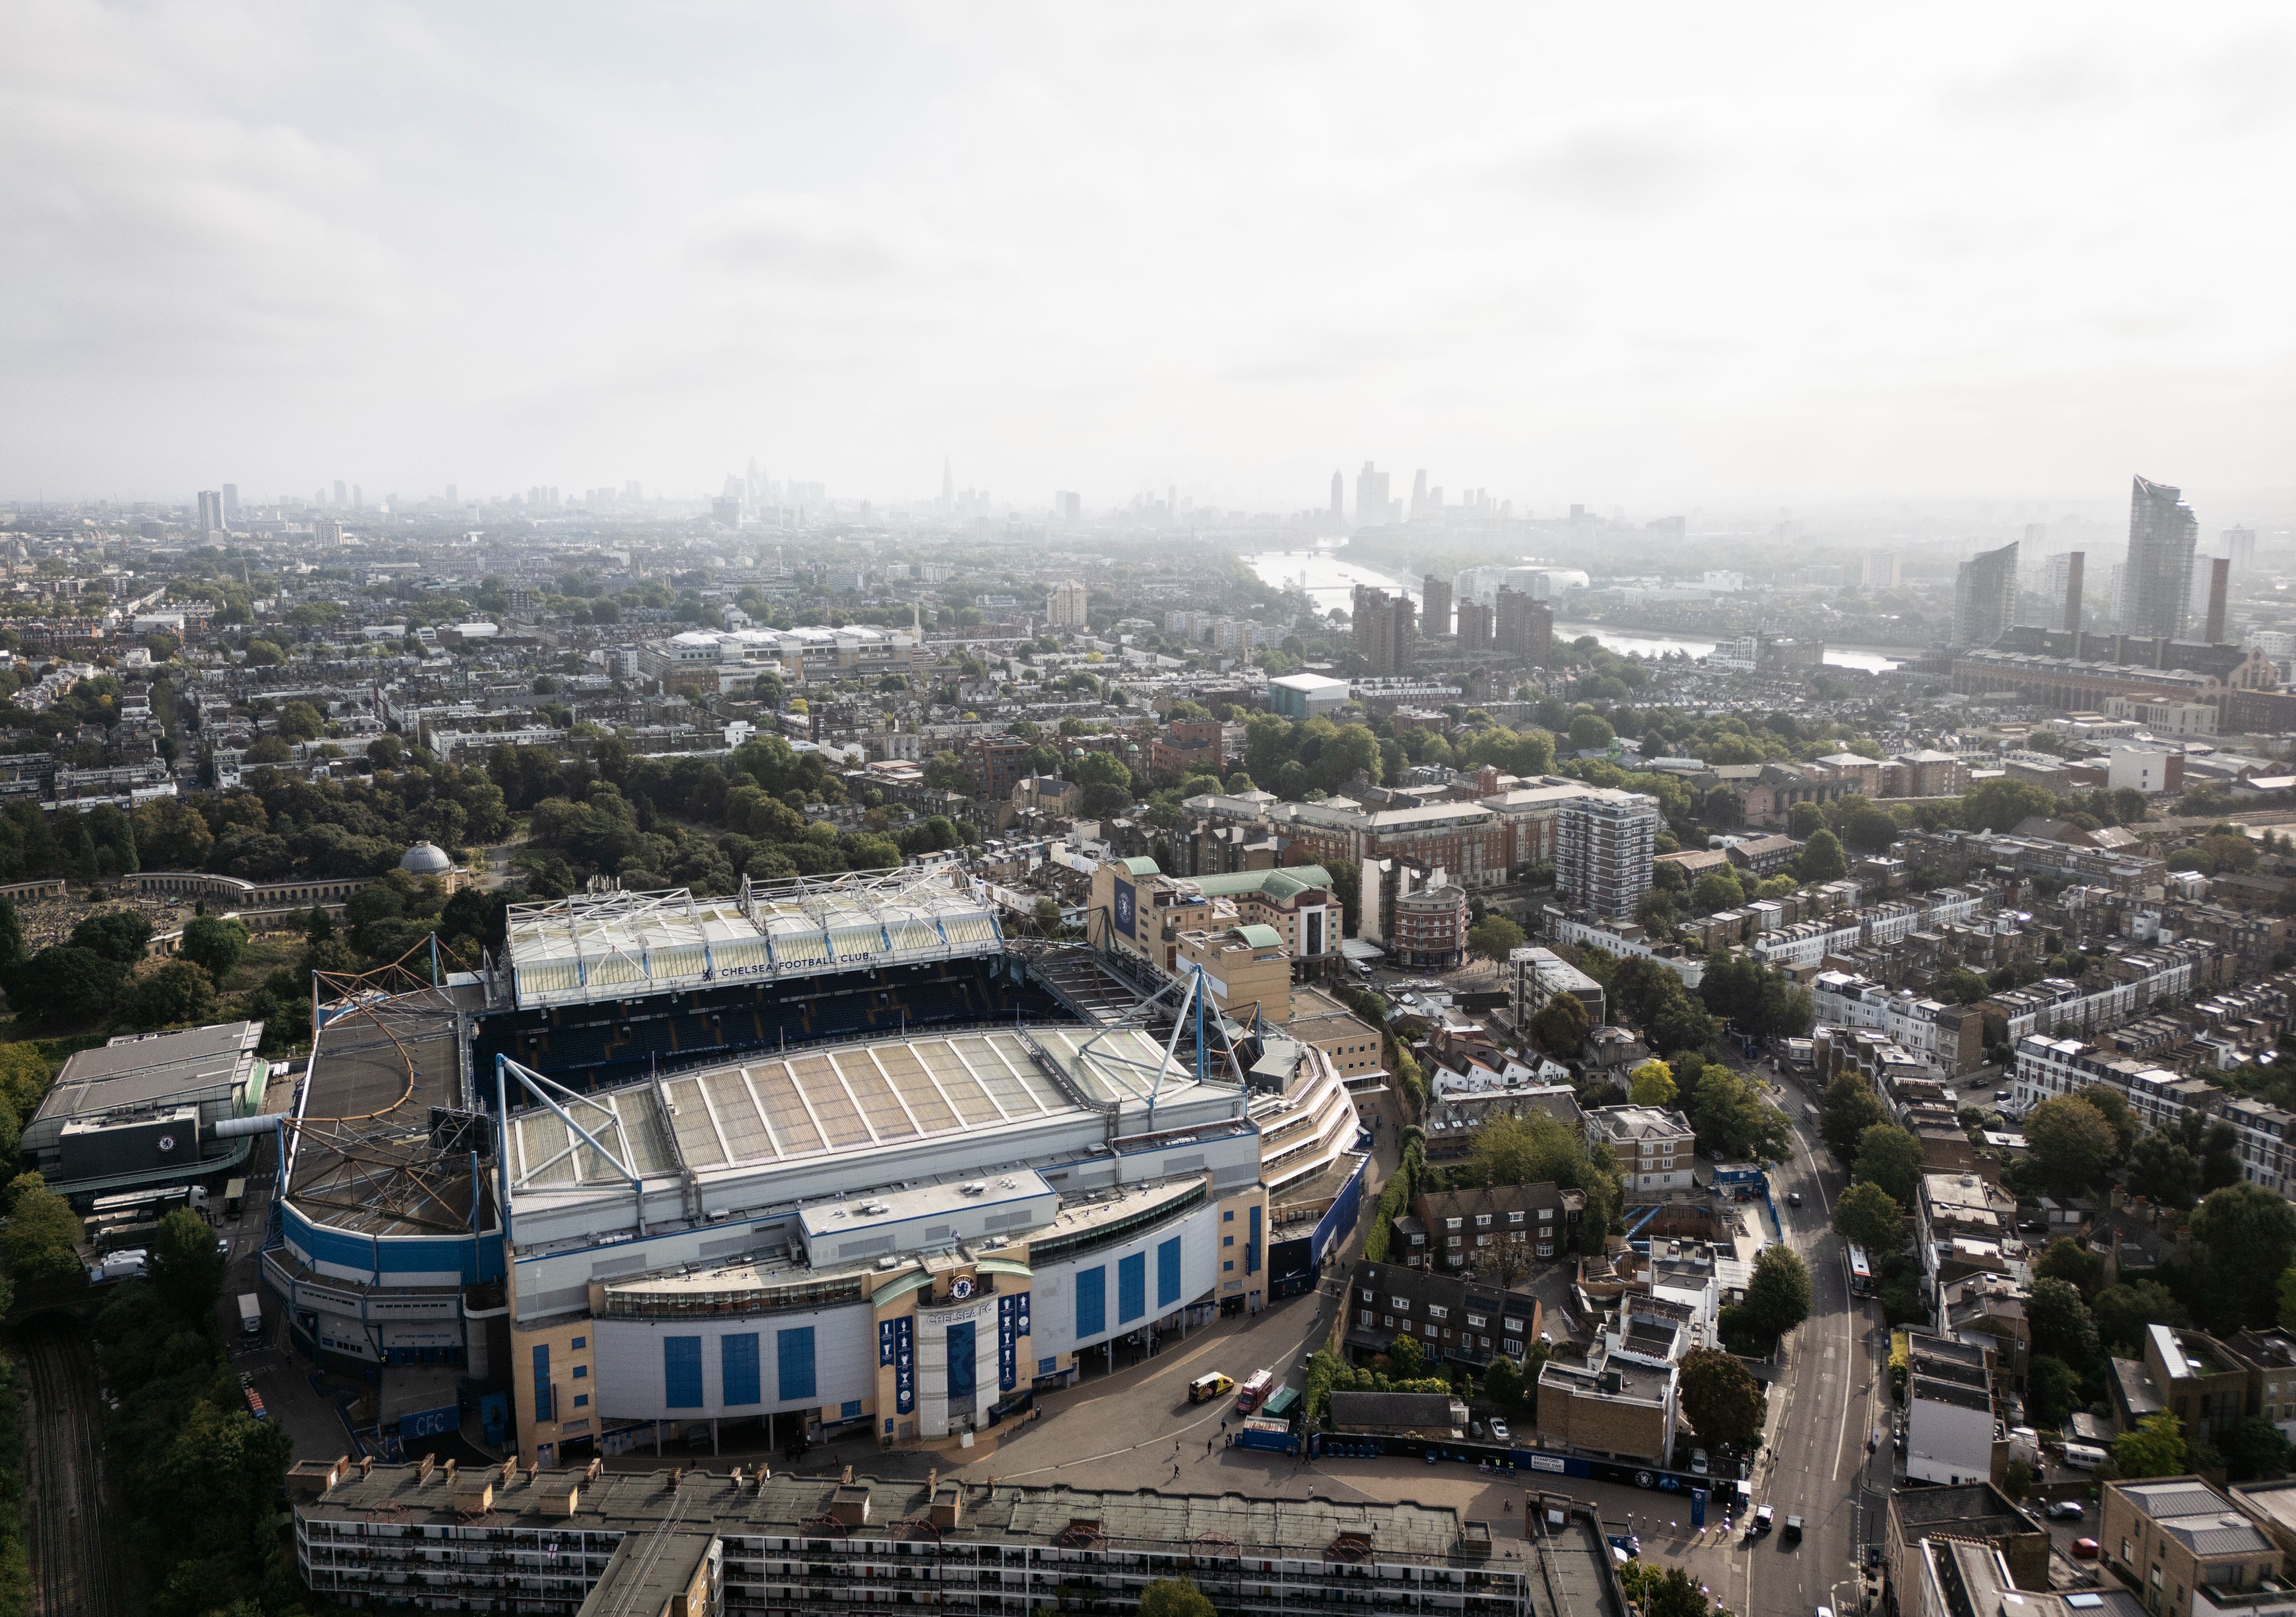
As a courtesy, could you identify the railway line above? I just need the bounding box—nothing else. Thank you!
[20,1318,126,1617]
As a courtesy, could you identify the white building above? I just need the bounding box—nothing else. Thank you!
[1046,580,1089,631]
[1552,790,1660,921]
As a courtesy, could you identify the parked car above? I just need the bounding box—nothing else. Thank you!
[1470,1420,1484,1438]
[1690,1448,1710,1476]
[1488,1419,1510,1442]
[1752,1505,1775,1535]
[2046,1501,2085,1521]
[2073,1538,2100,1560]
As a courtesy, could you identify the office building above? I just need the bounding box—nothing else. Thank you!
[1353,463,1399,526]
[1950,541,2018,648]
[1552,790,1659,920]
[1420,574,1451,637]
[2122,475,2200,637]
[1044,580,1089,632]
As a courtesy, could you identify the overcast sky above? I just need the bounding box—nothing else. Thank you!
[4,2,2292,517]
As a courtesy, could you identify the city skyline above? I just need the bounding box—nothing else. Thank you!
[6,5,2296,510]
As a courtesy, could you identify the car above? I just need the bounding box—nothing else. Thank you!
[1817,1607,1835,1617]
[1470,1420,1484,1438]
[1782,1516,1803,1546]
[215,1238,230,1258]
[2046,1500,2085,1521]
[1690,1448,1710,1476]
[2073,1538,2100,1560]
[1787,1191,1803,1208]
[1995,1088,2011,1101]
[1753,1505,1775,1535]
[1488,1419,1509,1442]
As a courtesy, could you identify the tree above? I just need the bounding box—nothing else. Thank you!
[1567,714,1615,754]
[71,905,154,964]
[1139,1580,1216,1617]
[2026,1355,2082,1429]
[1834,1181,1903,1255]
[2113,1412,2189,1480]
[2034,1236,2103,1297]
[1,1172,84,1297]
[2125,1131,2202,1211]
[1796,828,1847,883]
[1466,914,1525,963]
[1629,1060,1678,1108]
[1678,1346,1767,1449]
[1852,1123,1925,1205]
[2097,1280,2190,1354]
[1941,968,1992,1006]
[133,796,214,870]
[128,960,219,1029]
[2027,1278,2101,1372]
[1528,994,1592,1060]
[10,946,125,1029]
[1820,1073,1887,1158]
[2001,1459,2033,1502]
[1691,1066,1791,1162]
[149,1206,226,1320]
[2194,1182,2296,1333]
[2225,1416,2293,1483]
[1735,1244,1813,1344]
[1962,777,2061,834]
[176,916,248,981]
[2023,1094,2117,1199]
[1387,1332,1427,1378]
[1644,1566,1709,1617]
[1690,868,1745,914]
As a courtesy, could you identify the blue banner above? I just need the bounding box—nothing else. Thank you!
[881,1317,915,1414]
[998,1292,1030,1391]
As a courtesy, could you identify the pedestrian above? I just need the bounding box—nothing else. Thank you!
[1207,1437,1215,1455]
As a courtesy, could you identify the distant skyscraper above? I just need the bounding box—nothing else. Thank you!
[2044,551,2085,632]
[1420,575,1452,637]
[1349,585,1414,674]
[2121,475,2198,637]
[1494,587,1552,666]
[1329,471,1342,524]
[1861,552,1900,590]
[1456,600,1493,650]
[353,483,364,510]
[1054,491,1081,524]
[221,484,239,525]
[1950,541,2018,648]
[446,484,459,507]
[1410,469,1428,518]
[2203,556,2230,645]
[941,457,954,511]
[333,479,347,507]
[2223,526,2258,569]
[196,490,223,533]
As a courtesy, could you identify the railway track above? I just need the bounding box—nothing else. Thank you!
[20,1319,126,1617]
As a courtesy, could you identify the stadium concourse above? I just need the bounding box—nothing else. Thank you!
[256,866,1367,1465]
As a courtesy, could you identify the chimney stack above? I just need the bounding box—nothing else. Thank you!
[2205,556,2229,643]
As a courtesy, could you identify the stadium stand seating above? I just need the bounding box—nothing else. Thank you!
[471,957,1064,1092]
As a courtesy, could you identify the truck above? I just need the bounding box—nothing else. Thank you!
[1236,1369,1274,1412]
[1230,1417,1298,1455]
[224,1178,247,1217]
[88,1249,148,1284]
[238,1293,262,1337]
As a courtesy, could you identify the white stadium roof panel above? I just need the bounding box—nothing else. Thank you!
[497,870,1004,1009]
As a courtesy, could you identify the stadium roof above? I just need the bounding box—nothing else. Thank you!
[498,869,1004,1009]
[504,1026,1221,1190]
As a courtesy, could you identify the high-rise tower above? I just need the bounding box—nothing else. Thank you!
[1950,541,2018,648]
[2121,476,2199,637]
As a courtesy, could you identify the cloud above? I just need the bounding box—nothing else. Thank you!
[1490,117,1711,211]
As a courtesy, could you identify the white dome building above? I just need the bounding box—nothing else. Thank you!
[400,841,453,877]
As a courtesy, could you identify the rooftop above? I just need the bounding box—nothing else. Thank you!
[34,1020,263,1127]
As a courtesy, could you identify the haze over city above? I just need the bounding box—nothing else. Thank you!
[7,2,2296,513]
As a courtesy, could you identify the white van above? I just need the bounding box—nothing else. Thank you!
[2060,1442,2108,1471]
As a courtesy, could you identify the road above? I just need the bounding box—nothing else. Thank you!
[1747,1075,1890,1617]
[20,1317,127,1617]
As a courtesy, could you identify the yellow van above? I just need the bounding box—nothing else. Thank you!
[1188,1372,1236,1403]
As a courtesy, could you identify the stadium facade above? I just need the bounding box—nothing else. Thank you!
[261,866,1364,1465]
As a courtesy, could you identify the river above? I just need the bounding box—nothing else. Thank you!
[1242,548,1906,674]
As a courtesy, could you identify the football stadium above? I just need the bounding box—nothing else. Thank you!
[257,864,1367,1464]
